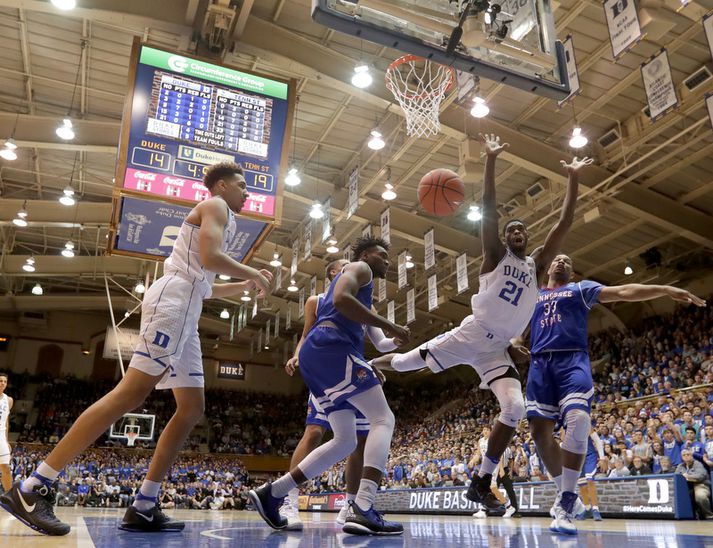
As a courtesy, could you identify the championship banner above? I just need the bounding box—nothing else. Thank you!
[291,239,299,277]
[347,166,359,219]
[217,361,245,380]
[362,224,372,238]
[274,314,280,339]
[387,300,395,324]
[603,0,642,59]
[265,319,271,343]
[558,35,581,106]
[397,251,408,289]
[298,287,305,318]
[427,274,438,311]
[103,326,140,361]
[252,299,259,319]
[406,288,416,324]
[704,14,713,59]
[286,305,292,330]
[304,474,692,519]
[310,275,317,297]
[456,253,469,294]
[322,198,331,243]
[303,221,312,261]
[378,277,386,303]
[229,313,235,341]
[380,208,391,245]
[424,228,435,271]
[275,265,282,290]
[707,93,713,130]
[641,49,678,122]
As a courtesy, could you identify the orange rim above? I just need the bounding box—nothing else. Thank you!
[385,54,456,99]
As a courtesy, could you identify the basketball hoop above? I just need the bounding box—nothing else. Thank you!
[385,55,456,138]
[126,431,138,447]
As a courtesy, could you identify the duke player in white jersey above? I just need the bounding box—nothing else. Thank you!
[280,258,396,529]
[0,162,272,536]
[373,134,593,510]
[0,373,13,493]
[526,253,704,534]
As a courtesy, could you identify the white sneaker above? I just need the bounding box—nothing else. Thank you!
[472,509,487,519]
[503,505,517,518]
[551,502,577,535]
[280,498,303,531]
[336,504,349,525]
[549,493,561,519]
[573,496,585,518]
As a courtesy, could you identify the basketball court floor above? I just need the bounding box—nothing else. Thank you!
[1,508,711,547]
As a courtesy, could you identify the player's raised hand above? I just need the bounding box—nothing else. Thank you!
[479,133,509,157]
[251,268,272,298]
[385,323,410,344]
[560,156,593,172]
[285,356,299,376]
[666,287,706,307]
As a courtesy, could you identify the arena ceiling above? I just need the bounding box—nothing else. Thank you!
[0,0,712,362]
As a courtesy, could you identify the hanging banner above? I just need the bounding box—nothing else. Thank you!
[217,361,245,380]
[378,277,386,303]
[362,224,372,238]
[310,275,317,297]
[275,265,282,290]
[424,228,435,271]
[291,239,299,277]
[603,0,642,59]
[397,251,408,289]
[387,300,395,324]
[558,35,581,107]
[258,328,263,352]
[456,253,469,294]
[265,319,271,343]
[322,198,332,243]
[251,299,258,319]
[705,14,713,59]
[298,287,305,318]
[274,313,280,339]
[347,165,359,219]
[406,288,416,324]
[380,208,391,245]
[230,312,235,341]
[303,221,312,261]
[707,93,713,130]
[641,49,678,122]
[428,274,438,311]
[286,305,292,330]
[343,246,352,261]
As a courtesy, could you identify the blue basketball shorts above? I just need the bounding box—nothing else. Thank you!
[579,452,599,481]
[305,393,370,435]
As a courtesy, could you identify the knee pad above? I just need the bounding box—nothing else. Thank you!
[561,409,590,455]
[498,391,525,428]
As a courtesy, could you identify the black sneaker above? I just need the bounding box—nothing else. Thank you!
[342,501,403,536]
[0,481,70,536]
[249,482,287,530]
[465,475,505,511]
[119,504,185,532]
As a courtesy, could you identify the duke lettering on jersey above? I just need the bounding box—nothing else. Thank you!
[502,265,534,288]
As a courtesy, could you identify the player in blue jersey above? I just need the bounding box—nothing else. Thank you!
[577,426,605,521]
[526,253,705,534]
[250,236,410,536]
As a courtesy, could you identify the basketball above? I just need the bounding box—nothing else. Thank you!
[418,168,465,216]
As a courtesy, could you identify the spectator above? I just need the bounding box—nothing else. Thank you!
[608,457,631,478]
[658,456,675,474]
[676,449,713,520]
[629,456,652,476]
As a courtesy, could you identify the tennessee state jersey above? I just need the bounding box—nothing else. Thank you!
[530,280,603,354]
[315,269,373,349]
[471,249,538,339]
[163,198,237,298]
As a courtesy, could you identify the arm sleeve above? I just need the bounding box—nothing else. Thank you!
[579,280,604,308]
[365,325,397,352]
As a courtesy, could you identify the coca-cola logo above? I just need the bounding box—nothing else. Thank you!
[163,177,185,186]
[135,171,156,181]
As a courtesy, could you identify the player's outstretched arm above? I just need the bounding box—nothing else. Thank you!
[533,156,593,275]
[598,284,706,306]
[285,296,319,376]
[479,133,508,271]
[208,274,270,299]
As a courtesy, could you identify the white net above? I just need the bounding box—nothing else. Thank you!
[126,432,138,447]
[385,55,455,138]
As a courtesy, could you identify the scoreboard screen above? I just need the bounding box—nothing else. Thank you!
[116,43,293,220]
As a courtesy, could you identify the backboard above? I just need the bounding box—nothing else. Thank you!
[109,413,155,445]
[312,0,569,100]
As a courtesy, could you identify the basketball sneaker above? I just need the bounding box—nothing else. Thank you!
[0,482,70,536]
[551,493,585,519]
[279,497,303,531]
[342,501,403,536]
[465,475,504,510]
[249,482,287,530]
[472,509,487,519]
[550,492,578,535]
[592,508,602,521]
[503,505,517,518]
[336,504,350,525]
[118,504,185,532]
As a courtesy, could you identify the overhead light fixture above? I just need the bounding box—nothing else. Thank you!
[51,0,76,9]
[31,283,43,296]
[381,182,397,201]
[467,205,482,221]
[470,97,490,118]
[240,290,252,302]
[351,64,373,88]
[218,274,230,281]
[309,202,324,219]
[134,281,146,294]
[220,308,230,319]
[269,252,282,267]
[23,257,36,273]
[287,279,298,292]
[59,186,76,206]
[405,254,414,269]
[0,139,17,161]
[81,348,90,355]
[56,118,75,140]
[368,130,385,151]
[264,345,270,350]
[624,260,633,276]
[13,206,28,227]
[484,11,492,25]
[569,126,588,149]
[285,167,301,187]
[124,310,131,318]
[61,241,75,258]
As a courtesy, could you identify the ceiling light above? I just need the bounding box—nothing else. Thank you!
[624,261,633,276]
[264,345,270,350]
[3,138,17,150]
[470,97,490,118]
[124,310,130,318]
[569,126,588,149]
[23,257,35,273]
[61,241,75,258]
[309,202,324,219]
[405,254,414,269]
[56,118,75,140]
[0,140,17,161]
[51,0,76,9]
[368,130,385,150]
[13,207,28,227]
[285,167,301,187]
[484,11,492,24]
[270,252,282,267]
[218,274,230,281]
[81,348,90,355]
[240,290,251,302]
[287,279,298,292]
[467,205,482,221]
[220,308,230,319]
[381,182,397,201]
[31,283,43,296]
[326,244,340,254]
[351,64,373,88]
[59,186,76,206]
[134,281,146,294]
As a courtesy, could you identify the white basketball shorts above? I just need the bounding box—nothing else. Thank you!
[0,439,10,465]
[129,273,206,390]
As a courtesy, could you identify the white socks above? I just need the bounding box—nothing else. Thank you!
[346,492,356,502]
[355,479,378,511]
[271,473,298,499]
[287,487,300,507]
[21,462,59,493]
[552,474,562,492]
[561,467,580,494]
[478,455,499,478]
[133,479,161,511]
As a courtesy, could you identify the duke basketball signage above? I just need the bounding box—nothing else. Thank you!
[217,361,245,380]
